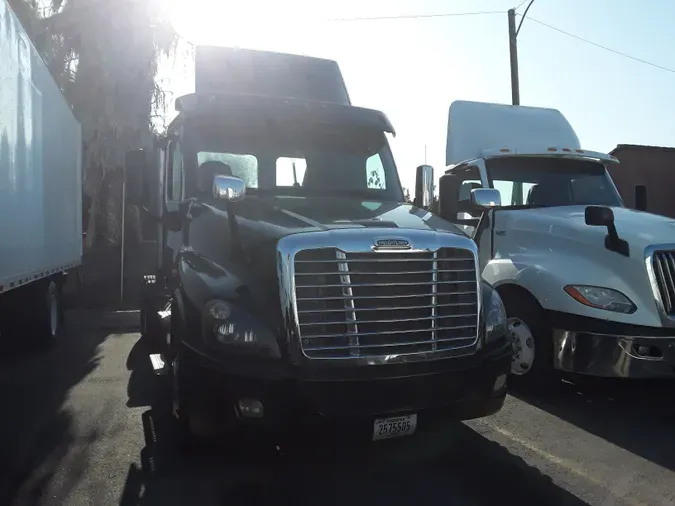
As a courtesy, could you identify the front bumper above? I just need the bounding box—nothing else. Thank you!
[179,340,511,438]
[552,327,675,379]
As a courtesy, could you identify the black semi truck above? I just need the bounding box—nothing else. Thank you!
[126,47,512,444]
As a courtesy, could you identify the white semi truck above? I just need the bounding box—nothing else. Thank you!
[0,0,82,346]
[433,100,675,386]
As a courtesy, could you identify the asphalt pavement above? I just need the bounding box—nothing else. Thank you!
[1,310,674,506]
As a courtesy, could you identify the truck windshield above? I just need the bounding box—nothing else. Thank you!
[185,120,404,202]
[487,157,623,208]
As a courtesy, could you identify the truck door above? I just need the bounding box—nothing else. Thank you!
[488,170,536,264]
[441,163,494,271]
[163,138,184,270]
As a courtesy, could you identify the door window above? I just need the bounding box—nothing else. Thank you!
[276,156,307,187]
[455,166,483,216]
[492,180,536,206]
[450,165,483,237]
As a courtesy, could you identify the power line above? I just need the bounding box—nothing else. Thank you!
[171,10,505,46]
[514,0,530,11]
[525,16,675,74]
[320,10,504,22]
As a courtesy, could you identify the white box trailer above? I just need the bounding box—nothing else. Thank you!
[0,0,82,346]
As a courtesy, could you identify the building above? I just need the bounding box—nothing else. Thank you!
[608,144,675,219]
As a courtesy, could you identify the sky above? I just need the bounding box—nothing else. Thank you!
[158,0,675,193]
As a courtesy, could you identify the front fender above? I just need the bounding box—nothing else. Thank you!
[178,250,247,312]
[482,250,663,328]
[177,249,282,337]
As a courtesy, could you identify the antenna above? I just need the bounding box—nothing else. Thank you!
[424,145,427,164]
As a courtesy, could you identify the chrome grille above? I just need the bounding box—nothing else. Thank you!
[652,249,675,316]
[293,247,479,359]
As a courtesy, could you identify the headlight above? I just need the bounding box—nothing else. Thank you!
[564,285,636,314]
[201,300,282,358]
[485,286,508,343]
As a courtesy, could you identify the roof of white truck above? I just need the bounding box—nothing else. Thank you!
[445,100,616,166]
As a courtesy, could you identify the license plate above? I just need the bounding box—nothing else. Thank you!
[372,414,417,441]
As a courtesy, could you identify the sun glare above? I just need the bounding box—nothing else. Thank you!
[166,0,324,48]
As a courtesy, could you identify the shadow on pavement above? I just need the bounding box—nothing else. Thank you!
[511,376,675,471]
[0,310,125,505]
[126,338,158,409]
[119,411,594,506]
[120,341,592,506]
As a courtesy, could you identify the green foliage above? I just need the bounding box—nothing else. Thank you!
[11,0,177,247]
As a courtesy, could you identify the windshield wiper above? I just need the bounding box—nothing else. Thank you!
[503,204,547,210]
[257,188,398,200]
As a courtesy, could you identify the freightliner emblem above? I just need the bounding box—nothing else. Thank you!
[374,238,412,250]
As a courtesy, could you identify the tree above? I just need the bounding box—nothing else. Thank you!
[10,0,176,248]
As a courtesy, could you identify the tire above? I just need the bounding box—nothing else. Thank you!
[170,340,213,454]
[30,279,65,348]
[168,302,201,453]
[169,301,234,453]
[171,350,196,450]
[502,292,557,390]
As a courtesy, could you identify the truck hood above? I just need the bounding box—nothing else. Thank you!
[190,196,468,324]
[234,195,466,248]
[508,206,675,251]
[484,205,675,328]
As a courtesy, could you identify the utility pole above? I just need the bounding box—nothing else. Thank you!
[508,9,520,105]
[508,1,535,106]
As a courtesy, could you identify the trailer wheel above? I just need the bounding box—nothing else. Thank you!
[501,290,557,390]
[30,279,64,348]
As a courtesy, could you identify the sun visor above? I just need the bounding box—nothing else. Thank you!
[194,46,352,105]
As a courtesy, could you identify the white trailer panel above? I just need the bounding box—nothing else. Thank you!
[0,0,82,294]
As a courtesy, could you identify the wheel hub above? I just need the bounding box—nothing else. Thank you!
[509,317,535,376]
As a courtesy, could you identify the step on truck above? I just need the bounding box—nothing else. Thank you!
[433,100,675,386]
[0,0,82,346]
[124,46,512,444]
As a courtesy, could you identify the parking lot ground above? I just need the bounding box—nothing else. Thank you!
[1,311,674,506]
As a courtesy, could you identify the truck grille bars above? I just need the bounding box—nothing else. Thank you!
[650,249,675,316]
[290,244,480,361]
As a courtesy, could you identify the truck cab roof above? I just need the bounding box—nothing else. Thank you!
[169,92,396,136]
[166,46,394,136]
[445,100,618,169]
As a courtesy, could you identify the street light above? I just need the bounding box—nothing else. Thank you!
[508,0,535,105]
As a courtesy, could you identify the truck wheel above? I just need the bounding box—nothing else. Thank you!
[502,293,556,389]
[168,304,203,453]
[30,279,64,348]
[169,305,226,454]
[172,352,196,449]
[140,276,162,348]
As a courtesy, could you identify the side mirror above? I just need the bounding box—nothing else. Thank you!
[213,175,246,202]
[585,205,629,257]
[124,149,148,206]
[414,165,434,209]
[634,184,647,212]
[471,188,502,210]
[438,173,460,221]
[585,205,614,226]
